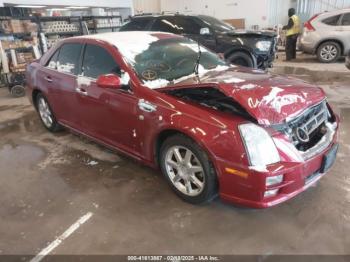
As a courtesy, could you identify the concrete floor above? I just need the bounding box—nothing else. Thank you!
[0,53,350,256]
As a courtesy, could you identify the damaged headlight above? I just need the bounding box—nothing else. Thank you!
[239,123,280,167]
[256,41,271,52]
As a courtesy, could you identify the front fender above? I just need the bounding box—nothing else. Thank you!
[144,109,248,176]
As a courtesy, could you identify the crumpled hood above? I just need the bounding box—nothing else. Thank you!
[169,67,326,126]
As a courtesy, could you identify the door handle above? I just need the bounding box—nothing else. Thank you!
[138,99,157,113]
[75,87,88,96]
[45,76,53,83]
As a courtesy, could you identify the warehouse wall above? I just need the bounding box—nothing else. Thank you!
[268,0,296,27]
[160,0,350,29]
[160,0,270,30]
[297,0,350,22]
[133,0,160,14]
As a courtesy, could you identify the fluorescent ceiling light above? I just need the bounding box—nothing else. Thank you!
[67,6,88,9]
[15,5,46,8]
[48,8,67,11]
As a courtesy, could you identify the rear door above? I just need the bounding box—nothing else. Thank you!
[75,42,139,154]
[37,42,83,129]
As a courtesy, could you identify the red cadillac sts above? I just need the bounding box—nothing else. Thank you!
[26,32,339,208]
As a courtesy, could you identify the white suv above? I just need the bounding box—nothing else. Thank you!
[300,9,350,63]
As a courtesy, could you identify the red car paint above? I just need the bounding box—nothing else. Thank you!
[26,32,339,208]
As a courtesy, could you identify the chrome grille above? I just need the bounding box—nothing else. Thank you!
[286,101,329,149]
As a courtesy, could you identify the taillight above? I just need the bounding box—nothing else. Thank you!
[304,14,319,31]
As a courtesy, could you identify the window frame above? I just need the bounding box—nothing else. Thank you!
[322,14,342,26]
[340,12,350,26]
[45,48,61,70]
[45,42,84,76]
[120,17,154,31]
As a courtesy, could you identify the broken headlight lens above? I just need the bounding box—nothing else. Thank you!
[239,123,280,167]
[256,41,271,52]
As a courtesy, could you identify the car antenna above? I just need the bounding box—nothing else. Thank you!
[193,37,202,80]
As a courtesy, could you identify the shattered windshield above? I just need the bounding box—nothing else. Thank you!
[198,15,235,33]
[126,37,228,89]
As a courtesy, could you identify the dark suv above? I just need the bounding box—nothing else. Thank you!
[120,14,277,69]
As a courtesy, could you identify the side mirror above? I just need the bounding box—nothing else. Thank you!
[200,27,211,35]
[96,74,122,89]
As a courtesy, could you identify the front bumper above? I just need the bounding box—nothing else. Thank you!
[217,120,339,209]
[299,33,316,54]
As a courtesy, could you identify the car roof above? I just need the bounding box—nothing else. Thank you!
[316,8,350,19]
[75,31,182,62]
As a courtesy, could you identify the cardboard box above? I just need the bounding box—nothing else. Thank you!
[0,20,12,34]
[22,20,38,33]
[1,40,10,49]
[9,19,24,33]
[223,19,246,30]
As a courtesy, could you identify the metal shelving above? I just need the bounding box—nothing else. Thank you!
[82,15,122,34]
[0,16,40,96]
[35,16,84,52]
[0,14,124,94]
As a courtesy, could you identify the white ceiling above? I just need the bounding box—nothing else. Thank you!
[0,0,133,8]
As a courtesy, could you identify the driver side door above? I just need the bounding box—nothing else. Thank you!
[75,42,139,155]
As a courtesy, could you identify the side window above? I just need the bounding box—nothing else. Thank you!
[82,44,121,79]
[151,17,180,34]
[322,15,341,26]
[341,13,350,26]
[57,43,82,75]
[46,49,60,69]
[172,17,202,35]
[120,18,152,31]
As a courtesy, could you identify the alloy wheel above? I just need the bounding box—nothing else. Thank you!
[38,97,53,128]
[320,45,338,61]
[164,146,205,196]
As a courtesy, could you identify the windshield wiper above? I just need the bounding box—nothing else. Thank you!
[193,38,202,79]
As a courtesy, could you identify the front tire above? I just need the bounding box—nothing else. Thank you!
[36,93,62,132]
[159,134,218,204]
[227,51,254,68]
[317,41,341,63]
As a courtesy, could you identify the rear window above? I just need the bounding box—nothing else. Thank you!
[322,15,341,25]
[120,18,152,31]
[341,13,350,26]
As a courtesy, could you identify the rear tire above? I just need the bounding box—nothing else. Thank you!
[159,134,218,204]
[36,93,63,132]
[227,51,254,68]
[317,41,341,63]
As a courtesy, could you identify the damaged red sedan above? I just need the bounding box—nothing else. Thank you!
[26,32,339,208]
